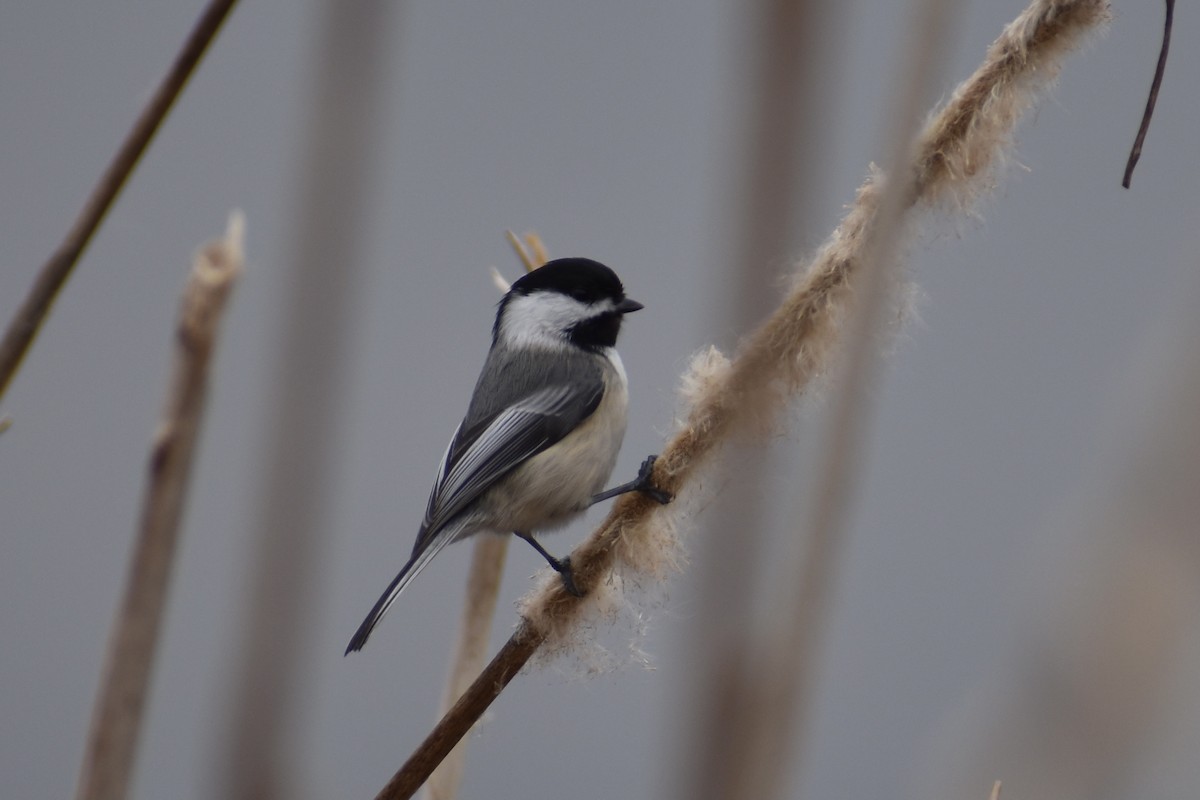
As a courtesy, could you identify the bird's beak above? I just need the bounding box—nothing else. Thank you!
[616,298,644,314]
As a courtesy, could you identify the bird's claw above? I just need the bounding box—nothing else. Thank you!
[556,556,584,597]
[634,455,673,505]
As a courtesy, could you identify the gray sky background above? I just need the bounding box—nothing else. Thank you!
[2,2,1198,799]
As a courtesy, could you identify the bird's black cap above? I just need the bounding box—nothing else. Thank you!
[508,257,628,305]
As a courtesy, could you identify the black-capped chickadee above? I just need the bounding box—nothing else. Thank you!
[345,257,670,654]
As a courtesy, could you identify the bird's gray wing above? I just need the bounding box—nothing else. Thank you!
[344,351,605,654]
[414,377,604,553]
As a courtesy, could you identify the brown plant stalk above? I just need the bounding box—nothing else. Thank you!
[74,213,244,800]
[681,3,823,797]
[374,1,1110,797]
[421,537,508,800]
[0,0,240,402]
[422,232,546,800]
[220,4,396,800]
[730,1,960,797]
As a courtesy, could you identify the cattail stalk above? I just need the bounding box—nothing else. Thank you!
[680,3,824,798]
[74,213,244,800]
[374,1,1110,797]
[422,232,545,800]
[221,4,396,798]
[421,537,508,800]
[728,1,960,797]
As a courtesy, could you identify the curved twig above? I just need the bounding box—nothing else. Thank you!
[1122,0,1174,188]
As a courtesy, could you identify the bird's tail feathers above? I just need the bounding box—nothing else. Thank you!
[343,527,462,655]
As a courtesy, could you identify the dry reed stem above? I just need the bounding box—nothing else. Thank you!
[222,4,394,799]
[733,1,961,797]
[0,0,240,403]
[74,213,244,800]
[423,233,545,800]
[504,230,547,272]
[681,2,822,797]
[422,536,508,800]
[374,2,1109,796]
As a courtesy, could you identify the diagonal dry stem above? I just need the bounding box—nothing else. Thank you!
[0,0,240,403]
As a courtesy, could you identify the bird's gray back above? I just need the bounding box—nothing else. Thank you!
[461,343,605,434]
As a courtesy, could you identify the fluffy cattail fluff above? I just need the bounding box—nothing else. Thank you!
[519,0,1110,663]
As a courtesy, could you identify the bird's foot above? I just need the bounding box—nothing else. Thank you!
[633,455,673,505]
[554,556,584,598]
[516,531,584,597]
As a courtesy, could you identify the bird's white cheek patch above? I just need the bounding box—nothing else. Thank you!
[499,292,616,349]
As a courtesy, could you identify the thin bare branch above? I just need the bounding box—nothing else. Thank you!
[373,1,1109,796]
[0,0,240,401]
[74,213,244,800]
[375,626,545,800]
[1122,0,1173,188]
